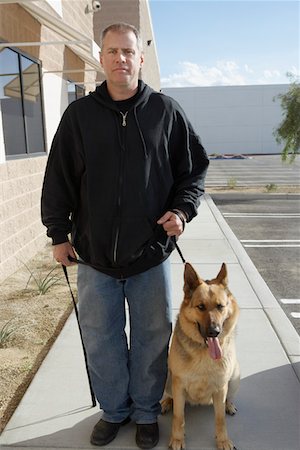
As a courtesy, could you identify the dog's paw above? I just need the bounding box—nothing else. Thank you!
[169,437,185,450]
[225,400,237,415]
[161,397,173,414]
[216,437,235,450]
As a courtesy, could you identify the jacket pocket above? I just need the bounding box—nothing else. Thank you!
[115,217,155,267]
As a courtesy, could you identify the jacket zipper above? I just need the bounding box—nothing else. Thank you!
[113,111,128,265]
[120,111,128,127]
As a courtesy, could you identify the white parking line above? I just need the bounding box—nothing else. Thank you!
[241,239,300,248]
[243,244,300,247]
[280,299,300,304]
[280,300,300,320]
[223,213,300,218]
[291,313,300,319]
[241,240,300,243]
[244,244,300,248]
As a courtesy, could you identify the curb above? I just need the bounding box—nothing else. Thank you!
[205,194,300,367]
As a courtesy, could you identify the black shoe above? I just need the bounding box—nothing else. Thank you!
[136,422,159,449]
[90,417,130,446]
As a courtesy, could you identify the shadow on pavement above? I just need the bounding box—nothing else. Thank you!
[3,363,300,450]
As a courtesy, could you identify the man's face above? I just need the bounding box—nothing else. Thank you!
[100,30,144,91]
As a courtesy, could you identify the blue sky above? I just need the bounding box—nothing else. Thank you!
[149,0,299,87]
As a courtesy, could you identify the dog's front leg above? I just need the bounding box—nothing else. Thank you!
[169,375,186,450]
[213,388,235,450]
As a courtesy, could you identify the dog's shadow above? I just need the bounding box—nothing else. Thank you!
[2,363,299,450]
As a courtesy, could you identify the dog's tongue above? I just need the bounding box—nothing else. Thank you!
[207,337,222,360]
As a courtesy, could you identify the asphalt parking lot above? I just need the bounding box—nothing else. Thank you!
[211,193,300,335]
[206,154,300,187]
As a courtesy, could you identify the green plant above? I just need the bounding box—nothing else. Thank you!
[274,73,300,163]
[265,183,278,192]
[20,360,33,373]
[24,263,62,295]
[0,319,18,347]
[227,177,237,189]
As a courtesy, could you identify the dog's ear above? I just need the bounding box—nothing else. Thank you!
[215,263,228,286]
[184,262,202,300]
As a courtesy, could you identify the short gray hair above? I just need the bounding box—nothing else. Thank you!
[101,22,143,51]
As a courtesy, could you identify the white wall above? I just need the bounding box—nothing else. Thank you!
[46,0,63,16]
[0,101,5,164]
[163,84,289,155]
[42,72,68,151]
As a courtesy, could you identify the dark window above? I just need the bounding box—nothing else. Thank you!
[67,81,85,104]
[0,47,46,158]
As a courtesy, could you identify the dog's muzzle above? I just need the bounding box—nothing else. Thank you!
[207,324,221,338]
[197,322,223,360]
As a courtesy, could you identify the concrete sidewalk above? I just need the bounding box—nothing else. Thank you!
[1,195,299,450]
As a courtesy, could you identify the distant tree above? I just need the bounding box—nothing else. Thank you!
[274,74,300,163]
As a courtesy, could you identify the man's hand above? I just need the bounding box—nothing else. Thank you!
[157,211,184,237]
[53,242,77,266]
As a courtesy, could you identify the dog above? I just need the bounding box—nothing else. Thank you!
[161,262,240,450]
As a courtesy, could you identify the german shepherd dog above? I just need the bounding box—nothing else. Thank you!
[161,263,240,450]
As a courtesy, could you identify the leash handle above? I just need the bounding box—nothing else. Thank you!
[62,265,96,408]
[68,255,85,265]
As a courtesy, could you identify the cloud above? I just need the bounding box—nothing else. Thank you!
[257,68,293,84]
[161,60,246,87]
[160,60,290,87]
[289,66,300,77]
[263,69,281,79]
[244,64,254,74]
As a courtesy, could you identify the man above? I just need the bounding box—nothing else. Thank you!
[41,23,209,449]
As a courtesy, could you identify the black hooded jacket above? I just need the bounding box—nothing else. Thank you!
[41,80,209,278]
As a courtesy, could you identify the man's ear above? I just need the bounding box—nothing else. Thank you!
[183,263,202,301]
[140,52,144,68]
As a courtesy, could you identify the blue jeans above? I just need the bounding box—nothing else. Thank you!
[77,259,172,424]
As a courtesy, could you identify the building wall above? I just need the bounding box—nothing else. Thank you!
[163,84,289,155]
[0,0,97,282]
[0,157,47,281]
[93,0,160,90]
[0,3,41,59]
[139,0,160,90]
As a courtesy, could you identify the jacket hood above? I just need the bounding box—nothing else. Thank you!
[89,79,155,110]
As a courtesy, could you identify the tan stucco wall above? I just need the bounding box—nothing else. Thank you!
[0,3,41,59]
[0,157,48,282]
[139,0,160,91]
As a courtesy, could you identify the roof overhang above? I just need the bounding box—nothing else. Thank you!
[0,0,101,72]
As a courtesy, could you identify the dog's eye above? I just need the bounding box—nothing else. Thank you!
[217,304,225,311]
[197,304,206,311]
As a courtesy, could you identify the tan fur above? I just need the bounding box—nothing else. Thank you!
[161,263,240,450]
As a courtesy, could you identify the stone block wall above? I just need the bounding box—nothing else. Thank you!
[0,157,48,282]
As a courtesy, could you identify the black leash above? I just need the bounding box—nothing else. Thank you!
[68,242,187,266]
[62,264,96,407]
[175,241,186,264]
